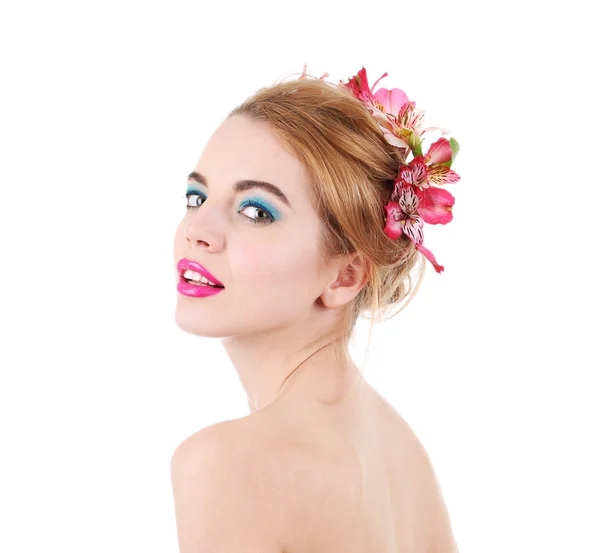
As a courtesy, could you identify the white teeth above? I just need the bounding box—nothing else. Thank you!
[182,269,219,286]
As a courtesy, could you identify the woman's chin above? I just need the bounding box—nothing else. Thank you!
[174,308,218,337]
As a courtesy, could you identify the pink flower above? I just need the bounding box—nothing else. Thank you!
[397,157,428,188]
[423,138,460,186]
[384,140,459,271]
[395,151,459,190]
[340,66,389,110]
[341,68,417,155]
[384,186,444,273]
[335,66,461,274]
[384,186,424,244]
[391,137,460,226]
[387,101,426,150]
[393,139,460,189]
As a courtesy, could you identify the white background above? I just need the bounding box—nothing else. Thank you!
[1,1,598,552]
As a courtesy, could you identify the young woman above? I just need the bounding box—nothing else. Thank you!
[171,66,460,553]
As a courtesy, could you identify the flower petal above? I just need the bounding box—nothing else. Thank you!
[378,120,410,147]
[373,87,410,116]
[426,165,461,186]
[416,186,455,225]
[396,158,428,188]
[415,243,444,273]
[409,157,428,187]
[397,102,425,136]
[422,125,450,135]
[384,202,404,239]
[403,215,424,244]
[399,185,419,214]
[426,138,452,165]
[383,130,410,148]
[340,67,371,101]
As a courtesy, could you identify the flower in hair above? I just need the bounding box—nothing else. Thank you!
[339,67,460,273]
[339,67,461,272]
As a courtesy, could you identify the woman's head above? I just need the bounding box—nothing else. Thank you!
[173,73,424,363]
[174,114,364,343]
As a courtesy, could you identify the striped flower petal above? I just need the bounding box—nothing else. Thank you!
[402,214,424,244]
[397,101,425,136]
[397,157,428,188]
[426,165,461,186]
[398,186,424,244]
[399,185,419,212]
[384,186,425,244]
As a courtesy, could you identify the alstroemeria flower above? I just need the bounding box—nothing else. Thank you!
[396,139,460,189]
[308,65,460,274]
[384,186,445,273]
[393,153,457,225]
[397,157,428,188]
[384,186,424,244]
[341,68,415,152]
[388,101,426,149]
[340,66,388,112]
[424,138,460,186]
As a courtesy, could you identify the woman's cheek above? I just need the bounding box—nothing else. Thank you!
[232,244,279,283]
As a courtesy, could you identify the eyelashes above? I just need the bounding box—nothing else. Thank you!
[184,193,276,225]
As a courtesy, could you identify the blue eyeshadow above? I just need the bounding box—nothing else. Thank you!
[185,189,280,220]
[243,196,280,220]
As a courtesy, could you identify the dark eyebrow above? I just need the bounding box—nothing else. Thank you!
[187,171,292,209]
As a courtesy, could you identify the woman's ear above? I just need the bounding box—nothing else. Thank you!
[320,254,370,309]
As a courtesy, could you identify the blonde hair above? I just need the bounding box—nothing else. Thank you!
[226,71,426,373]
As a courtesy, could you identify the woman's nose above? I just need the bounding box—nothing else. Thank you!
[183,205,225,251]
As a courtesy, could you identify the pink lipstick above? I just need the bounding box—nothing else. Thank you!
[176,258,225,298]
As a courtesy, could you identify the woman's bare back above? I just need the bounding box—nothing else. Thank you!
[247,381,459,553]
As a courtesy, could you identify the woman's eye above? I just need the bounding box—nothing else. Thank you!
[185,194,205,208]
[184,195,275,225]
[239,203,275,225]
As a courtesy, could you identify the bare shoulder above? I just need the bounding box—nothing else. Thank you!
[170,419,249,464]
[170,418,289,553]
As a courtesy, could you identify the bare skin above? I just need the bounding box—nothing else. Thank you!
[229,361,460,553]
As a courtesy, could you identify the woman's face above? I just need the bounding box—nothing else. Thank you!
[173,115,335,338]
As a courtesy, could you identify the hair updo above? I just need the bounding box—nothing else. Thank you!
[226,71,426,363]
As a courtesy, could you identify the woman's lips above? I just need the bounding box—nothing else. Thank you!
[177,258,224,287]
